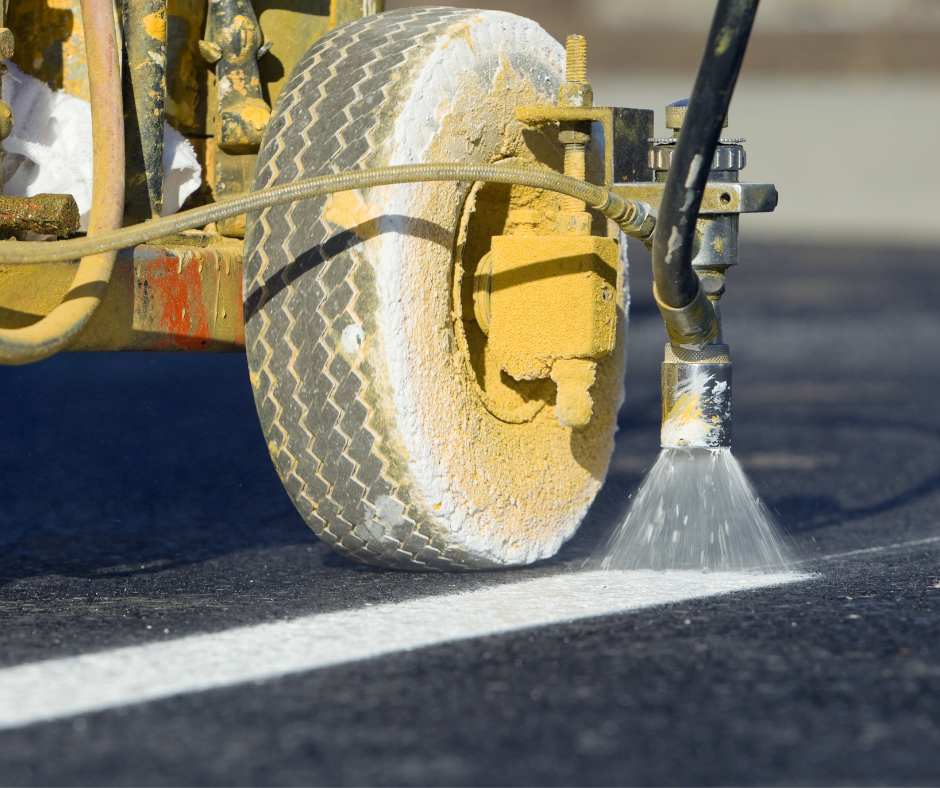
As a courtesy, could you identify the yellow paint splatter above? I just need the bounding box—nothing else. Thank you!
[142,10,167,41]
[321,188,379,238]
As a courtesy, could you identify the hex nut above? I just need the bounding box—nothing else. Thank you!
[557,82,593,108]
[558,129,591,144]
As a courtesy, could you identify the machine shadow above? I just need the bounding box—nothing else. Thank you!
[242,215,449,323]
[0,352,319,587]
[0,216,458,586]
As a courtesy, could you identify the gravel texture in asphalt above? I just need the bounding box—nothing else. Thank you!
[1,239,939,785]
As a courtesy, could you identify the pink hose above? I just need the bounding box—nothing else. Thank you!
[0,0,124,364]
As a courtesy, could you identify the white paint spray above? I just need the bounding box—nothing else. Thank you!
[592,448,795,572]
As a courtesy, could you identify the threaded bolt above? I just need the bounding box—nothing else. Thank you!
[565,35,587,83]
[564,144,586,182]
[560,143,586,214]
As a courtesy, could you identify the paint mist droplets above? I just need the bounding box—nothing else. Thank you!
[592,448,795,572]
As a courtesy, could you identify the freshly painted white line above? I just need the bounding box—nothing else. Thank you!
[0,570,805,731]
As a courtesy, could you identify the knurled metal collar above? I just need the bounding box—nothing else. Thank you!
[649,137,745,145]
[665,98,728,130]
[664,343,731,364]
[649,145,746,172]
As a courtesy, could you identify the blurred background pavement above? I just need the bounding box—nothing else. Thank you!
[387,0,940,246]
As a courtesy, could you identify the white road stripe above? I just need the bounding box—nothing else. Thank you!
[0,570,805,731]
[816,535,940,562]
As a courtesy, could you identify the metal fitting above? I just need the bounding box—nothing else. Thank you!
[661,343,732,449]
[0,194,81,239]
[617,198,656,241]
[650,144,745,173]
[665,97,727,133]
[653,282,720,350]
[596,191,656,241]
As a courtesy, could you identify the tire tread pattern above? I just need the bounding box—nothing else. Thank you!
[245,8,487,571]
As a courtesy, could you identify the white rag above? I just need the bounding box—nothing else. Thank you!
[1,62,202,229]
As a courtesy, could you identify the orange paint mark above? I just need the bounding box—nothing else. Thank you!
[131,248,244,351]
[321,189,379,236]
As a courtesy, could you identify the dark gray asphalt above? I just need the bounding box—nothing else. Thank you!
[1,239,940,785]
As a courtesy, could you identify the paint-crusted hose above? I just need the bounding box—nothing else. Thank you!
[0,0,123,364]
[651,0,758,348]
[0,163,655,265]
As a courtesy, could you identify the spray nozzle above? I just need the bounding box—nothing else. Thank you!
[661,343,731,449]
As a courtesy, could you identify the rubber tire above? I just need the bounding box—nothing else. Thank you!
[243,7,628,570]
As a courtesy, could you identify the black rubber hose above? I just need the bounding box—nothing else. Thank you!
[651,0,759,308]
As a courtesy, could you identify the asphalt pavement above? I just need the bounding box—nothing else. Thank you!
[1,238,940,785]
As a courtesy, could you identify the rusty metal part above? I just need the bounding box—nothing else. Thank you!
[0,0,124,365]
[653,281,719,351]
[661,343,732,449]
[123,0,168,223]
[0,242,243,351]
[201,0,271,154]
[0,194,80,239]
[484,234,619,428]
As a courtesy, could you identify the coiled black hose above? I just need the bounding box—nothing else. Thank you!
[652,0,759,309]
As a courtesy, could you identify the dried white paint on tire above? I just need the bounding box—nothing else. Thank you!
[243,8,629,570]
